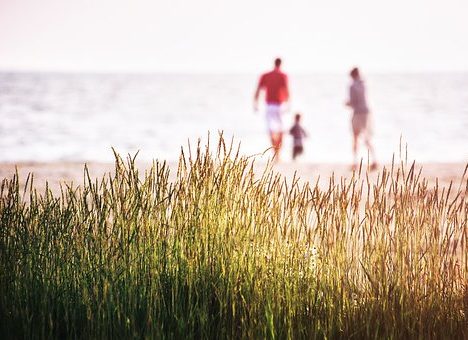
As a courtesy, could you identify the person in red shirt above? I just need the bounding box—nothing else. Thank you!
[254,58,290,161]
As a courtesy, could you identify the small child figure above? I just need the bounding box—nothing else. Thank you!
[289,113,308,160]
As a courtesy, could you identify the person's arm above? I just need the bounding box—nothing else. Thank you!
[345,89,351,106]
[278,74,290,113]
[253,76,264,111]
[282,74,290,102]
[346,85,356,108]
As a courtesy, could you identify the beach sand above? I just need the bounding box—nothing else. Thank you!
[0,161,466,196]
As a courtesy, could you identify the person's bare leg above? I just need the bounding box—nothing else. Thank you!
[269,132,275,151]
[352,133,359,170]
[270,132,280,162]
[276,132,283,160]
[364,136,377,170]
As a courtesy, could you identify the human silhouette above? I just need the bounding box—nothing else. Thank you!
[254,58,290,161]
[345,67,377,170]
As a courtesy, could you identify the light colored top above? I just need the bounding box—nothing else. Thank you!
[349,79,369,115]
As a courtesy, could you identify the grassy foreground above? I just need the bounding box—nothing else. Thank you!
[0,141,467,339]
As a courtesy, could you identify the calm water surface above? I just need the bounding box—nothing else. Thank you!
[0,72,467,163]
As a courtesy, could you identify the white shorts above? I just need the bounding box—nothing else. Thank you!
[265,104,283,133]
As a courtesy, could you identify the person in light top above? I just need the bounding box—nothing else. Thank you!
[345,67,377,170]
[254,58,290,161]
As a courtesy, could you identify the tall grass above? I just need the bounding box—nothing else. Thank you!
[0,139,467,339]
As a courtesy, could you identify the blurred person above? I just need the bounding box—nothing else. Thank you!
[289,112,308,161]
[254,57,290,161]
[345,67,377,170]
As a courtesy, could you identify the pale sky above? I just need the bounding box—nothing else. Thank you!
[1,0,467,73]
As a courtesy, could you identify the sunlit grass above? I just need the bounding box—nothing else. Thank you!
[0,138,467,339]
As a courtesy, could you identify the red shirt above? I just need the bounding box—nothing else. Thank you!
[258,69,288,104]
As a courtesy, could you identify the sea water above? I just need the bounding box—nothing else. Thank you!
[0,72,467,163]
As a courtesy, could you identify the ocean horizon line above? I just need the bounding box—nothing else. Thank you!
[1,68,468,77]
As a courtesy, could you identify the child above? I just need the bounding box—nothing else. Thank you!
[289,113,308,160]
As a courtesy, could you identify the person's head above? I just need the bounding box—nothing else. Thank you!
[274,58,282,68]
[295,113,301,123]
[350,67,360,80]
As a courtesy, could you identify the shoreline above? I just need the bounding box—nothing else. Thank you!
[0,161,466,195]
